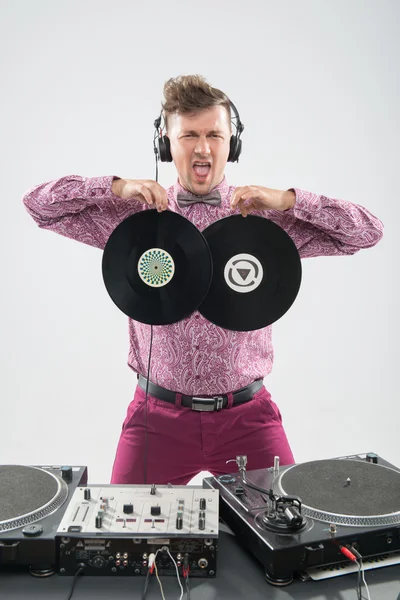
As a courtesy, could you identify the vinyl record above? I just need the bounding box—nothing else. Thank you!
[198,215,302,331]
[102,209,212,325]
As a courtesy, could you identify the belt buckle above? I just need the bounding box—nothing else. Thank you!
[192,396,224,412]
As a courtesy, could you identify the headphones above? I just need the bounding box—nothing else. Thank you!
[153,100,244,164]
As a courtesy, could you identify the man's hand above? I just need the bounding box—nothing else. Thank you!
[230,186,296,217]
[112,178,168,212]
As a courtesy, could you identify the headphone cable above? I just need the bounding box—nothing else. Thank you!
[153,126,159,181]
[143,112,162,486]
[145,96,243,484]
[143,324,153,485]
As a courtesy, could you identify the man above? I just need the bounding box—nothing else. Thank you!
[22,75,383,485]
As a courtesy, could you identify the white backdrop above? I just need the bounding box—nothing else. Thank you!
[1,0,398,484]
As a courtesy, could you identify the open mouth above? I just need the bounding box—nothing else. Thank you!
[192,162,211,180]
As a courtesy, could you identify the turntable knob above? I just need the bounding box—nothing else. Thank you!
[22,524,43,537]
[218,474,236,484]
[366,453,378,464]
[60,466,73,482]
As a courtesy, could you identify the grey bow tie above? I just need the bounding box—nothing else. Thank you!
[176,190,221,208]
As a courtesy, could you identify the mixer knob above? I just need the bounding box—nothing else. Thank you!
[123,503,134,514]
[150,484,156,495]
[151,506,161,516]
[95,516,102,529]
[84,488,91,500]
[198,515,206,530]
[176,516,183,530]
[199,498,206,510]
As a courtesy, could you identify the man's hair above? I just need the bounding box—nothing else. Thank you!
[162,74,231,131]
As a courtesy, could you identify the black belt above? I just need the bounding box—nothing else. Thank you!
[137,375,263,412]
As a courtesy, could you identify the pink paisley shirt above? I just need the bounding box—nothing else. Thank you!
[22,175,383,395]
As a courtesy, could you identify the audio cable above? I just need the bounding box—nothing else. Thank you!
[142,548,185,600]
[183,553,191,600]
[143,106,161,485]
[65,564,84,600]
[339,546,371,600]
[143,324,154,485]
[142,551,157,599]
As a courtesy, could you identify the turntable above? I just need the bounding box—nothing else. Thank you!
[0,465,87,575]
[203,453,400,585]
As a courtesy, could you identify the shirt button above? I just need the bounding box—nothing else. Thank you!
[195,314,200,319]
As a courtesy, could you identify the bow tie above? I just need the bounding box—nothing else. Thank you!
[176,190,222,208]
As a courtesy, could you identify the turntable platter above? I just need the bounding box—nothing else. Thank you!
[275,459,400,526]
[0,465,69,533]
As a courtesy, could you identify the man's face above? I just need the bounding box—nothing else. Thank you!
[167,105,231,195]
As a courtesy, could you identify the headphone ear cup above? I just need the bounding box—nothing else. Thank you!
[158,135,173,162]
[228,135,242,163]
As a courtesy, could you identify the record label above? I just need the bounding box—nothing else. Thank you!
[224,253,264,293]
[138,248,175,288]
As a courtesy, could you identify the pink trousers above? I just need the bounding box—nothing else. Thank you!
[110,382,294,485]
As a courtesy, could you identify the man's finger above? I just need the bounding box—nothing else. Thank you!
[240,198,256,217]
[236,197,248,217]
[149,181,168,211]
[138,184,155,206]
[231,186,248,207]
[153,188,164,211]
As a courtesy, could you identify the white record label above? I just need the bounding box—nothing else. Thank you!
[224,253,263,293]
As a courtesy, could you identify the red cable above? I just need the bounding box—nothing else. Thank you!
[182,565,190,578]
[339,545,357,562]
